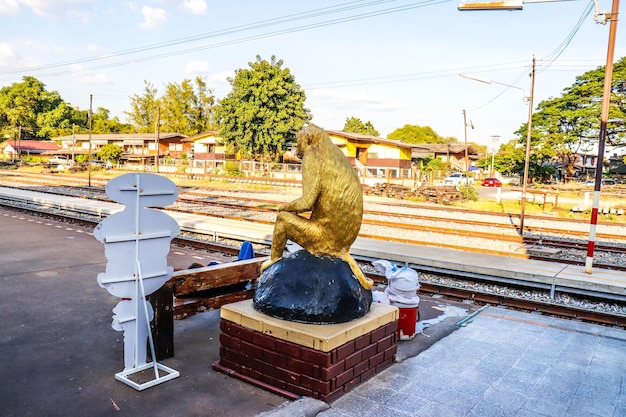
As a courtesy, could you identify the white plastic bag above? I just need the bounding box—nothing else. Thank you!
[372,260,420,306]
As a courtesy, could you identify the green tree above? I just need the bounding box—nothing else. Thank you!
[0,76,64,139]
[97,143,124,163]
[343,117,379,136]
[388,124,454,144]
[126,81,159,133]
[521,56,626,180]
[160,77,216,135]
[36,102,87,138]
[215,55,311,161]
[0,76,129,139]
[92,108,132,134]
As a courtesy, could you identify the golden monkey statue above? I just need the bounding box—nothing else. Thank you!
[261,124,373,290]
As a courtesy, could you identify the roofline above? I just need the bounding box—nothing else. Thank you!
[325,130,427,150]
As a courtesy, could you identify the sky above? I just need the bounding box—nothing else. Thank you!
[1,0,624,150]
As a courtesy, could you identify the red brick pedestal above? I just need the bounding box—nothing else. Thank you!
[213,300,399,402]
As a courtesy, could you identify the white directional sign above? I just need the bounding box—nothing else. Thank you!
[94,173,180,390]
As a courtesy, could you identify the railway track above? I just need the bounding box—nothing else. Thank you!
[2,178,625,270]
[2,193,626,329]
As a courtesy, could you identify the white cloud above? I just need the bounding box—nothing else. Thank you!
[307,88,409,133]
[0,42,16,63]
[210,70,234,95]
[181,0,206,14]
[70,64,111,85]
[0,42,38,70]
[185,60,210,75]
[15,0,95,19]
[310,88,405,113]
[138,5,167,29]
[0,0,20,15]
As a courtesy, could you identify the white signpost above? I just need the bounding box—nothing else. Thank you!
[94,173,180,390]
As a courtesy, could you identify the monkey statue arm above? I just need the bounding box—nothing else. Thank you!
[279,153,322,214]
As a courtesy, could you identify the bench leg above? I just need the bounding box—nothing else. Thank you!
[149,285,175,360]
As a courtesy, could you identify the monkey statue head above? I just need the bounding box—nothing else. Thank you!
[295,123,326,159]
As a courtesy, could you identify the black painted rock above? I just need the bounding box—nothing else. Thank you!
[253,250,372,324]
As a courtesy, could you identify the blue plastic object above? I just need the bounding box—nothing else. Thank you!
[237,241,255,261]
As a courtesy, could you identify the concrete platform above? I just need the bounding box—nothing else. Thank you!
[319,307,626,417]
[0,207,472,417]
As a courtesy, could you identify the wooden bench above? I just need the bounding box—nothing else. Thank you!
[519,189,559,210]
[149,257,267,360]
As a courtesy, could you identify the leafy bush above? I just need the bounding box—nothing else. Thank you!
[459,184,479,201]
[222,161,242,176]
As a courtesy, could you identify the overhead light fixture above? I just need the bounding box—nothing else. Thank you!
[457,0,523,10]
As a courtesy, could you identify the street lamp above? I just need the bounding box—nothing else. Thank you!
[490,135,501,177]
[460,57,536,235]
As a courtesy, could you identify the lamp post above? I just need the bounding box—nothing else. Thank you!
[460,58,535,235]
[490,135,501,177]
[462,109,475,185]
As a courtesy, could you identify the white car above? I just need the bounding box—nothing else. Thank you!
[443,173,474,186]
[48,156,71,169]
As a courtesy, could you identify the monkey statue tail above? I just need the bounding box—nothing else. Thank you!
[341,252,374,290]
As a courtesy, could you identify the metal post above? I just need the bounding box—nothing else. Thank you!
[519,57,535,236]
[463,109,469,185]
[72,124,76,167]
[155,107,160,173]
[88,94,93,187]
[586,0,620,273]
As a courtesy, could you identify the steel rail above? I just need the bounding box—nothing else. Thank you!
[3,200,626,328]
[1,188,625,262]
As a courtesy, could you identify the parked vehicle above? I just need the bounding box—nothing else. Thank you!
[443,173,474,186]
[481,178,502,187]
[47,156,71,169]
[585,179,617,186]
[88,160,112,169]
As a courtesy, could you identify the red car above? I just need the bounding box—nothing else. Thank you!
[481,178,502,187]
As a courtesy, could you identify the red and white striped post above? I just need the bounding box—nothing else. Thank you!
[586,0,620,273]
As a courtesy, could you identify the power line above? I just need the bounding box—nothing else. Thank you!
[0,0,446,78]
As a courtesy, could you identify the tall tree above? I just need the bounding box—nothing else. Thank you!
[125,81,159,133]
[0,76,63,139]
[343,117,379,136]
[215,55,311,161]
[92,108,132,134]
[36,102,87,138]
[522,56,626,180]
[160,77,216,135]
[388,124,454,144]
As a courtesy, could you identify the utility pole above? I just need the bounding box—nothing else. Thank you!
[519,57,535,235]
[72,124,76,167]
[586,0,620,273]
[88,94,93,187]
[16,126,22,162]
[463,109,469,185]
[155,107,160,173]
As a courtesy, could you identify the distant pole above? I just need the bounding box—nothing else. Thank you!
[155,107,160,173]
[72,124,76,166]
[463,109,469,185]
[586,0,620,274]
[17,126,22,161]
[519,56,535,236]
[490,135,500,177]
[88,94,93,187]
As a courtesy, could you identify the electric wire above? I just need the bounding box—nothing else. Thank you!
[0,0,448,79]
